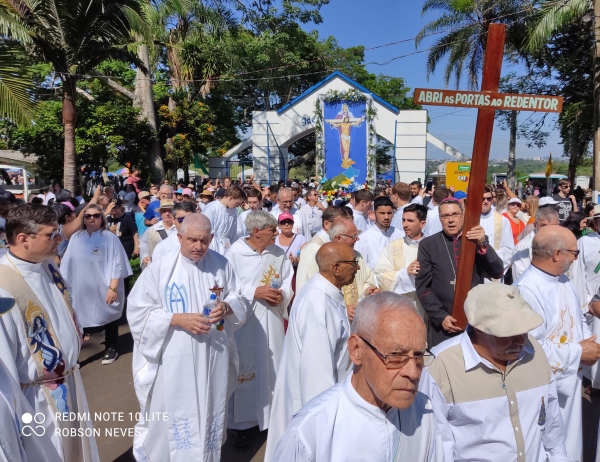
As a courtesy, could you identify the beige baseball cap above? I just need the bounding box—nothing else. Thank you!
[464,284,543,337]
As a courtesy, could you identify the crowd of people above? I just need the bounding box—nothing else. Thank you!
[1,173,600,462]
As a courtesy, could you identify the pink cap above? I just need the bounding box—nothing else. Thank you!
[278,212,294,222]
[182,188,193,196]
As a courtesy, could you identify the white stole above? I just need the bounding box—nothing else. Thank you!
[233,248,285,423]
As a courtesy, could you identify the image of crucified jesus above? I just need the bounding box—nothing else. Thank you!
[325,114,366,169]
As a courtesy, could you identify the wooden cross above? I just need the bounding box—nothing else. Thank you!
[413,24,563,329]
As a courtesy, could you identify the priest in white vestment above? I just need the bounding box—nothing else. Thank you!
[348,189,374,232]
[375,204,427,318]
[127,214,247,462]
[0,356,62,462]
[269,188,310,238]
[152,201,196,261]
[328,218,378,320]
[264,243,359,462]
[390,182,412,229]
[226,211,293,445]
[571,206,600,390]
[236,189,263,239]
[515,225,600,462]
[202,185,247,254]
[512,208,560,280]
[0,204,99,461]
[354,196,404,271]
[480,186,514,275]
[295,206,352,292]
[273,292,444,461]
[422,188,450,237]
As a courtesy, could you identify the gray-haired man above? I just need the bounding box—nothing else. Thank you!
[226,211,294,446]
[273,292,444,461]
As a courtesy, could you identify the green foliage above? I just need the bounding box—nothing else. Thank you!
[158,96,226,170]
[9,90,154,181]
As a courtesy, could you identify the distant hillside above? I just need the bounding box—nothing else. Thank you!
[487,158,592,181]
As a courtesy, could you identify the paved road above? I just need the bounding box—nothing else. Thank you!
[79,319,600,461]
[79,320,266,462]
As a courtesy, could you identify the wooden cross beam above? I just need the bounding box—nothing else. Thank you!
[413,23,563,329]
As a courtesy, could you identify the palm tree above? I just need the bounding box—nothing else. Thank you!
[416,0,531,89]
[0,0,146,190]
[0,42,36,126]
[528,0,600,192]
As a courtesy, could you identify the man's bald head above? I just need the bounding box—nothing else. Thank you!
[180,213,212,235]
[316,243,354,270]
[532,224,578,275]
[316,243,358,289]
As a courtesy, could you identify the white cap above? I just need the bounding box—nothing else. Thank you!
[508,197,522,205]
[464,284,543,337]
[539,197,559,206]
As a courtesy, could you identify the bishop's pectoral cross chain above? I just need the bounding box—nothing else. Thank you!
[443,238,458,292]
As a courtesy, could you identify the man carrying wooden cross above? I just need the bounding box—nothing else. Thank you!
[416,198,504,347]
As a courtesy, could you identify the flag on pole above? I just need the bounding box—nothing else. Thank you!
[545,153,553,178]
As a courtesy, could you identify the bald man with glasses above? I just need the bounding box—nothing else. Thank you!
[265,243,360,462]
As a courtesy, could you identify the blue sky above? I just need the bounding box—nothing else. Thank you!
[303,0,563,161]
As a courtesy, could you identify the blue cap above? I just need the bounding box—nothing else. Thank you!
[210,293,217,300]
[454,190,467,200]
[176,188,184,194]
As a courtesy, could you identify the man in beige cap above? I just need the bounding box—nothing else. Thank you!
[422,283,571,462]
[139,199,177,267]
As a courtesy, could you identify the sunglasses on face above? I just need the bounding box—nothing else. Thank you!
[176,216,186,223]
[84,213,102,220]
[279,220,294,225]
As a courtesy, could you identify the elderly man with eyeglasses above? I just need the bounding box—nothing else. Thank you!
[516,225,600,461]
[265,243,360,462]
[480,184,514,279]
[416,198,504,347]
[422,284,572,462]
[272,292,444,462]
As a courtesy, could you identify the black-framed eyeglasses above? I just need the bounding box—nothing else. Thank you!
[83,213,102,220]
[28,228,61,241]
[359,336,435,369]
[339,233,360,241]
[336,258,359,267]
[560,249,580,257]
[482,196,493,202]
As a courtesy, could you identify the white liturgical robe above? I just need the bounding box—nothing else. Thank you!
[516,265,592,462]
[354,225,404,272]
[512,230,535,280]
[127,248,246,462]
[264,273,352,462]
[226,239,293,431]
[480,210,514,273]
[202,200,239,254]
[0,357,61,462]
[274,373,444,462]
[61,229,132,327]
[236,209,252,239]
[423,206,441,237]
[295,229,329,293]
[391,203,408,230]
[374,236,425,318]
[351,208,371,232]
[0,254,99,461]
[571,232,600,387]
